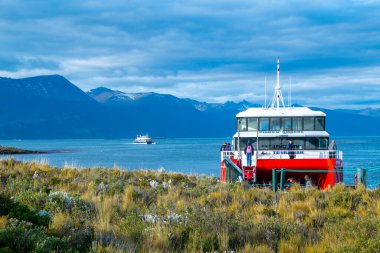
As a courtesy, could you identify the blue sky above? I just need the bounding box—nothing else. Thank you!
[1,0,380,108]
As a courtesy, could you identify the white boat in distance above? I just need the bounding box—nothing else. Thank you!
[133,134,155,144]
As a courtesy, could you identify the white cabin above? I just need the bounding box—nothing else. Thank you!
[233,106,329,151]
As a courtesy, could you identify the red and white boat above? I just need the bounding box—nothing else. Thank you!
[220,59,343,189]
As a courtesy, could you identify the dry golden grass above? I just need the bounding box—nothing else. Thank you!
[49,212,72,236]
[0,216,7,229]
[94,196,116,233]
[1,160,379,253]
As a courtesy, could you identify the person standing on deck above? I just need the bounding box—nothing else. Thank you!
[244,141,254,166]
[286,140,295,159]
[328,140,337,158]
[225,143,232,158]
[304,175,315,188]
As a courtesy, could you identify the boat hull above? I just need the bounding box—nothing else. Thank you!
[221,158,343,189]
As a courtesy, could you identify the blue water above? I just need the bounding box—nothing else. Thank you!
[1,136,379,186]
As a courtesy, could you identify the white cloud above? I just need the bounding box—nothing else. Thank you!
[0,0,380,108]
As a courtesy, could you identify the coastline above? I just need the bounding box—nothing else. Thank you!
[0,146,48,155]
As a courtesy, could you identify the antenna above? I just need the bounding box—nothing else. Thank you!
[288,77,291,107]
[270,58,285,108]
[290,76,292,107]
[264,76,267,108]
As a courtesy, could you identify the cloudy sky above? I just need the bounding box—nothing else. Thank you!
[1,0,380,108]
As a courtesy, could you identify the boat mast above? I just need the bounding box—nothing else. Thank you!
[271,58,285,109]
[290,76,292,107]
[264,76,267,108]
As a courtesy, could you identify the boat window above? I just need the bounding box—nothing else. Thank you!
[238,118,247,131]
[247,118,258,131]
[319,138,328,149]
[250,139,258,150]
[281,138,292,149]
[305,138,319,149]
[234,138,257,151]
[293,139,304,149]
[269,138,281,149]
[315,117,325,131]
[303,117,315,131]
[292,117,303,131]
[282,118,292,130]
[259,138,270,150]
[234,137,239,151]
[270,118,281,131]
[259,118,269,131]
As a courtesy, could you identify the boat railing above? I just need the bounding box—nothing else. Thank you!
[257,150,343,160]
[221,150,343,163]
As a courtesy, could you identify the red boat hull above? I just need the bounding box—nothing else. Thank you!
[256,158,343,189]
[221,158,343,189]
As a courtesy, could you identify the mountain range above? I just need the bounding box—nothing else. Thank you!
[0,75,379,139]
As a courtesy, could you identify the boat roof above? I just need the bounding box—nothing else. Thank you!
[236,106,325,118]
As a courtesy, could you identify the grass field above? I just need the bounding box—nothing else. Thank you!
[0,159,379,252]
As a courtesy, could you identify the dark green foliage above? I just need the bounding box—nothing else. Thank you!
[0,247,14,253]
[7,204,50,227]
[118,214,146,250]
[263,207,278,217]
[16,191,48,211]
[0,194,49,227]
[0,219,67,253]
[0,195,13,215]
[168,226,190,251]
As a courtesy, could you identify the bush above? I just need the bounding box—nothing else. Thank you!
[0,194,50,227]
[46,191,95,221]
[7,204,50,228]
[0,195,13,215]
[0,219,67,252]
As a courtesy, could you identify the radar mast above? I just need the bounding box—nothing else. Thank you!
[270,58,286,108]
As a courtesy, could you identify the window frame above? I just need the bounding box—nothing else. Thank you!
[259,118,270,131]
[315,117,325,131]
[247,117,258,131]
[270,117,281,131]
[303,117,315,131]
[282,117,292,131]
[237,117,248,131]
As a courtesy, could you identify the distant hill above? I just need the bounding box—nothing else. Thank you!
[311,107,380,136]
[0,75,94,102]
[87,87,246,137]
[0,75,379,138]
[336,108,380,118]
[87,87,260,112]
[0,75,110,138]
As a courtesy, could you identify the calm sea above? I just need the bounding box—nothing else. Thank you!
[1,136,379,187]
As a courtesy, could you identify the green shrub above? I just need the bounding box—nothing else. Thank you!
[168,226,190,251]
[7,204,50,227]
[0,195,13,215]
[0,194,50,227]
[117,214,146,250]
[16,191,48,211]
[0,219,67,253]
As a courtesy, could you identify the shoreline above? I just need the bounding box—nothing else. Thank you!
[0,146,49,155]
